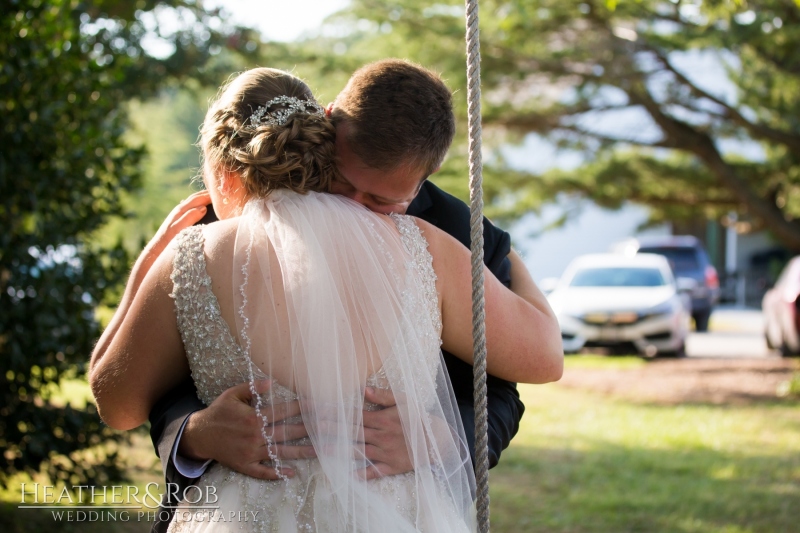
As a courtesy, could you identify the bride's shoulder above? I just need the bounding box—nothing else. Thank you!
[406,217,463,255]
[198,217,238,244]
[198,217,239,263]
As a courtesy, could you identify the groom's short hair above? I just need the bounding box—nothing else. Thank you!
[332,59,455,176]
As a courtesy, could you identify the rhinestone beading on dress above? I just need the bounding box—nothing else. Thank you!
[391,214,442,336]
[169,227,307,533]
[170,227,256,405]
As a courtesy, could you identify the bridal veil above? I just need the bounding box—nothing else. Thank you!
[231,190,476,532]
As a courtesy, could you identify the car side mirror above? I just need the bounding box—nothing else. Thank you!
[676,277,698,293]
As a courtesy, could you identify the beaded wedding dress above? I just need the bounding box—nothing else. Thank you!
[166,191,476,533]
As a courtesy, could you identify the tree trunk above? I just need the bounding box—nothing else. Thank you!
[694,137,800,251]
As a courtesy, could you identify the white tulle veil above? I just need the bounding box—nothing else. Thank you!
[231,190,476,532]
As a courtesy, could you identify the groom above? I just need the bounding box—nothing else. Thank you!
[148,59,548,531]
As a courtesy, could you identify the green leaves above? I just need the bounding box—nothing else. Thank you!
[0,0,243,485]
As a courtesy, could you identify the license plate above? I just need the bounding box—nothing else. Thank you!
[599,326,621,341]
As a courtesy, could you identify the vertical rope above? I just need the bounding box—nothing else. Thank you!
[464,0,489,531]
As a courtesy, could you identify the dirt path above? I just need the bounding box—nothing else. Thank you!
[559,357,799,405]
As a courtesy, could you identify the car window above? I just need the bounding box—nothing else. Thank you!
[569,267,667,287]
[638,247,699,272]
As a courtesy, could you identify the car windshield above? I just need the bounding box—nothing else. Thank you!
[638,247,699,272]
[570,267,666,287]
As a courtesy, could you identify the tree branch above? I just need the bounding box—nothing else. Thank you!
[493,111,678,150]
[653,51,800,152]
[626,84,800,248]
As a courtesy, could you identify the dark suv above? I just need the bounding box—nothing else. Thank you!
[611,236,720,331]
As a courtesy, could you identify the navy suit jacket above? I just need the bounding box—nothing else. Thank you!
[147,181,525,532]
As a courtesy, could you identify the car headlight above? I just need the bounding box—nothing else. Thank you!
[558,308,581,318]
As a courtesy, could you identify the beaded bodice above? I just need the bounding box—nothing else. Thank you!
[170,226,295,407]
[166,209,470,533]
[169,215,440,409]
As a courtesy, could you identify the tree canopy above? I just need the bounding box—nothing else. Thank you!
[282,0,800,249]
[0,0,254,484]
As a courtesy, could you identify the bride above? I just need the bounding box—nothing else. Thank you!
[90,67,562,532]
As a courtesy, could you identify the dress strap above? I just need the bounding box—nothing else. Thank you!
[391,214,442,336]
[169,226,244,405]
[170,226,210,307]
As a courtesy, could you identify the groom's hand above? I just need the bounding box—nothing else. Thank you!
[179,381,316,480]
[360,387,414,480]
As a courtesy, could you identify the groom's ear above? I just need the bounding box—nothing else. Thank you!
[325,103,334,118]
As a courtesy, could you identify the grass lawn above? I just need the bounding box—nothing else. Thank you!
[3,360,798,532]
[490,358,800,533]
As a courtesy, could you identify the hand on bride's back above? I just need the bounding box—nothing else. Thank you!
[360,387,413,480]
[179,381,316,480]
[182,382,418,481]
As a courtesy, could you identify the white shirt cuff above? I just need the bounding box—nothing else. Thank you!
[171,413,213,479]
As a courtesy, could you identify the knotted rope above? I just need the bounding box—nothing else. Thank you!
[464,0,489,531]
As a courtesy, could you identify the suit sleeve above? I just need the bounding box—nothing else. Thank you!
[457,379,524,468]
[482,217,511,279]
[148,378,206,489]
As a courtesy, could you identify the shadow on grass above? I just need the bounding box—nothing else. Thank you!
[490,439,799,533]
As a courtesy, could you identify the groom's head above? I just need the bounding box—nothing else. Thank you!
[329,59,455,214]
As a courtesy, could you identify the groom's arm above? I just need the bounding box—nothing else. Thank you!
[151,378,315,484]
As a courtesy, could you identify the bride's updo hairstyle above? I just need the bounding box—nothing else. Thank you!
[200,68,339,197]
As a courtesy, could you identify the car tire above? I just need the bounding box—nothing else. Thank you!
[693,310,711,332]
[765,331,776,350]
[780,341,800,358]
[659,342,686,358]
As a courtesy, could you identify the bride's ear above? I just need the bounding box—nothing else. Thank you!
[218,170,244,195]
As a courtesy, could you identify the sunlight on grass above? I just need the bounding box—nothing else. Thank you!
[4,374,798,532]
[564,354,647,369]
[489,383,800,533]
